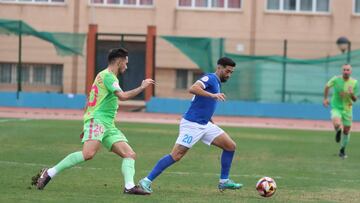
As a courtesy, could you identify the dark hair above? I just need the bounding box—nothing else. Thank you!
[108,48,128,64]
[217,57,236,67]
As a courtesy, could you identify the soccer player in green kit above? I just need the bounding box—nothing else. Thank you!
[323,64,358,159]
[32,48,154,195]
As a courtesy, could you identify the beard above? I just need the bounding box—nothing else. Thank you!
[119,67,126,75]
[220,77,229,82]
[343,74,350,78]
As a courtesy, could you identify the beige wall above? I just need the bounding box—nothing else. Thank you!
[155,68,186,98]
[0,1,86,94]
[0,0,359,98]
[254,0,360,57]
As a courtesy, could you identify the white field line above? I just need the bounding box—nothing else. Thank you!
[1,160,359,183]
[0,118,32,123]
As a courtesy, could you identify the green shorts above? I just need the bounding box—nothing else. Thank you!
[82,118,128,151]
[331,108,353,126]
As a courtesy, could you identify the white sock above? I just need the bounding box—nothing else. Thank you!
[144,177,152,182]
[47,167,57,178]
[219,178,229,183]
[125,182,135,190]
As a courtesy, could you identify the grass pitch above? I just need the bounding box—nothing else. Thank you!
[0,118,359,203]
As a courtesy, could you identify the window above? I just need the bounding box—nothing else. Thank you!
[33,65,46,84]
[266,0,330,13]
[176,70,188,89]
[90,0,153,6]
[175,70,204,90]
[107,0,120,4]
[284,0,296,10]
[140,0,152,5]
[91,0,103,3]
[316,0,329,12]
[50,65,63,85]
[0,63,63,90]
[124,0,136,5]
[300,0,312,11]
[0,63,12,84]
[228,0,240,8]
[0,0,65,3]
[192,71,204,84]
[21,65,30,83]
[267,0,280,9]
[212,0,224,8]
[178,0,241,9]
[196,0,208,7]
[179,0,191,6]
[355,0,360,13]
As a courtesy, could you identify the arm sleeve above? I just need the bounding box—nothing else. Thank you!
[354,80,359,97]
[326,76,337,87]
[197,75,213,89]
[103,73,122,93]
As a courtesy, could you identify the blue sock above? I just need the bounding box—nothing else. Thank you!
[220,150,235,179]
[147,154,176,181]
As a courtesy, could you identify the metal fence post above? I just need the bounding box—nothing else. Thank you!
[16,21,22,100]
[281,39,288,103]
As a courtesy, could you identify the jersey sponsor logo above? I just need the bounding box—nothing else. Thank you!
[113,82,120,90]
[201,76,209,82]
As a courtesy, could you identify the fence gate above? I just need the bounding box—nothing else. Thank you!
[95,33,147,100]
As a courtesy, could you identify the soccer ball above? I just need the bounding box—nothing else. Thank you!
[256,177,277,197]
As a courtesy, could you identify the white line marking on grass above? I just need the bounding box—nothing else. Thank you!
[0,160,46,167]
[161,171,282,179]
[2,160,359,184]
[0,118,32,123]
[0,160,103,170]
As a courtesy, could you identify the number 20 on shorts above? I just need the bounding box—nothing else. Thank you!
[182,134,193,144]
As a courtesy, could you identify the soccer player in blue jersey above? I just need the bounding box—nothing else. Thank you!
[139,57,242,193]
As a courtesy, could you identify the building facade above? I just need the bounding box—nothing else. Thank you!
[1,0,359,99]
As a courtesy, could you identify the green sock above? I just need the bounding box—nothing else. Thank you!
[122,158,135,189]
[341,133,350,148]
[54,151,85,173]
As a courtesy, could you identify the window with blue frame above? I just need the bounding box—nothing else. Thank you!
[90,0,153,6]
[178,0,241,9]
[0,0,65,3]
[355,0,360,13]
[267,0,330,13]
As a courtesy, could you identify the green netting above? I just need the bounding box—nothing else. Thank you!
[161,36,360,104]
[162,36,224,72]
[0,19,86,56]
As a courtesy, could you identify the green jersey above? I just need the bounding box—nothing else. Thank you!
[84,69,122,123]
[327,76,359,111]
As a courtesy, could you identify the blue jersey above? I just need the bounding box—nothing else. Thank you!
[183,73,221,125]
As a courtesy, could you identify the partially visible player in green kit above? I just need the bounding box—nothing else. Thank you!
[32,48,154,195]
[323,64,359,159]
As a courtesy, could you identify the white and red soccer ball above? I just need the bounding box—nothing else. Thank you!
[256,177,277,197]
